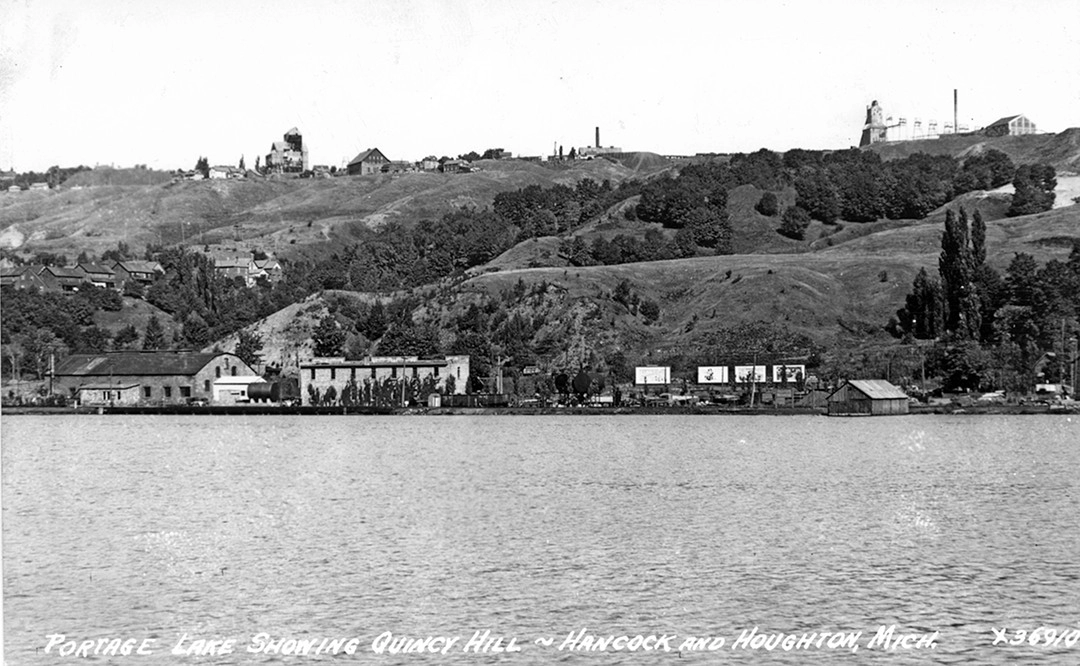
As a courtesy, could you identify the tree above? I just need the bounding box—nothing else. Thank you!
[639,299,660,323]
[755,191,779,217]
[181,314,210,349]
[238,155,246,171]
[312,316,346,357]
[1008,163,1056,216]
[794,169,840,223]
[938,208,978,337]
[778,206,811,240]
[113,324,139,349]
[235,329,264,369]
[971,208,987,268]
[194,157,210,178]
[142,315,167,350]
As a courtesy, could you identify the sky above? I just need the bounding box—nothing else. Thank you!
[1,0,1078,172]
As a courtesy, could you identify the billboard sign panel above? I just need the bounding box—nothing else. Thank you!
[635,366,670,385]
[772,364,806,383]
[733,365,766,383]
[697,366,729,384]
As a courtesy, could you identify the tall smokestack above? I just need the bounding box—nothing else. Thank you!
[954,89,958,135]
[595,127,600,148]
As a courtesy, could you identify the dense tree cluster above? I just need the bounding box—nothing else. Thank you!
[890,207,1080,391]
[0,165,92,190]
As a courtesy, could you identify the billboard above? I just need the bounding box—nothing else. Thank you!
[697,366,729,384]
[635,366,671,385]
[733,365,766,383]
[772,364,805,383]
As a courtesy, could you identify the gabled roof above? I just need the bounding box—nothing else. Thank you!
[77,263,115,276]
[285,127,300,136]
[55,351,240,377]
[113,260,163,274]
[43,266,85,280]
[843,379,908,400]
[271,141,289,151]
[348,148,388,165]
[987,114,1024,127]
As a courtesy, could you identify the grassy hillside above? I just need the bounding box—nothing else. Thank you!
[865,127,1080,171]
[0,155,671,259]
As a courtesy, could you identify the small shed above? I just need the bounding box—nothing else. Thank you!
[77,383,141,406]
[827,379,909,416]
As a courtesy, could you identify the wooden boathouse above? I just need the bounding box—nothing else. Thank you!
[827,379,909,416]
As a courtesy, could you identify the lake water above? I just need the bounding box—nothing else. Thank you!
[2,414,1079,664]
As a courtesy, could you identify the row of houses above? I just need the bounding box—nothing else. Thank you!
[1,253,284,293]
[0,260,163,292]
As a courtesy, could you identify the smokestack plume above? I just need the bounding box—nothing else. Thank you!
[595,127,600,148]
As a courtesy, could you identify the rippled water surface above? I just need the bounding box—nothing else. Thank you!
[3,414,1079,664]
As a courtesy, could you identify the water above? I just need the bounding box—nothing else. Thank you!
[3,414,1079,664]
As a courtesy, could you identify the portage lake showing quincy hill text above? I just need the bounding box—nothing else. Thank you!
[2,414,1078,664]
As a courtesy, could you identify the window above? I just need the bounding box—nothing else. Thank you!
[215,367,221,378]
[310,368,316,380]
[143,386,152,398]
[412,367,418,378]
[330,368,336,380]
[231,366,237,376]
[391,367,397,378]
[434,367,440,377]
[350,368,356,379]
[370,368,376,378]
[164,386,172,398]
[204,379,210,391]
[180,386,191,398]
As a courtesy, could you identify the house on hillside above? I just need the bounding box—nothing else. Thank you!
[39,266,86,292]
[984,114,1037,137]
[29,182,49,191]
[253,257,283,283]
[0,265,48,290]
[346,148,390,176]
[53,351,259,405]
[75,263,119,290]
[109,260,164,288]
[827,379,909,416]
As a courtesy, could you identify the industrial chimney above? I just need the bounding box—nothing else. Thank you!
[595,127,600,148]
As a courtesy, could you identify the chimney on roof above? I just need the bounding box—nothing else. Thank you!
[595,127,600,148]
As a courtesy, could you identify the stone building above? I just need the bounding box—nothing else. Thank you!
[53,351,258,405]
[299,355,470,405]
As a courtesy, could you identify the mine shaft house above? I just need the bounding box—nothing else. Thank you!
[54,351,259,406]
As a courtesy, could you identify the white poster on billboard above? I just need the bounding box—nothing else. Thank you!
[635,366,670,385]
[697,366,729,384]
[772,364,805,383]
[733,365,766,383]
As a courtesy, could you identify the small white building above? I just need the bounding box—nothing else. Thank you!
[212,375,265,404]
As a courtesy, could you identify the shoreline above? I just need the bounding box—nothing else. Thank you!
[0,404,1072,416]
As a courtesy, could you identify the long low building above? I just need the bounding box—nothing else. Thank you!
[54,351,259,405]
[300,355,470,405]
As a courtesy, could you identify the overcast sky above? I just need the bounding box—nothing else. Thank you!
[1,0,1077,172]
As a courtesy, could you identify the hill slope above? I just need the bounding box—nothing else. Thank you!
[0,155,671,258]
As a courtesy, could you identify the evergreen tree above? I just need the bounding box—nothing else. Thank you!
[938,208,977,336]
[971,208,987,267]
[142,315,167,350]
[238,155,246,171]
[312,316,346,357]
